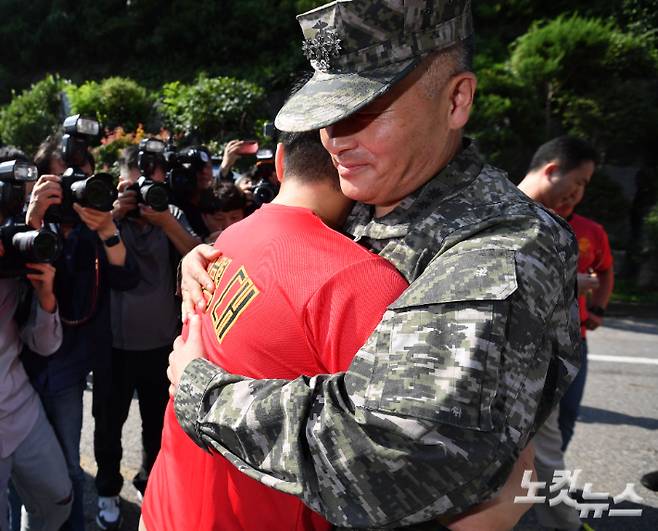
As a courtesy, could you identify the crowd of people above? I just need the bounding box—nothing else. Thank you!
[1,1,625,530]
[0,129,278,530]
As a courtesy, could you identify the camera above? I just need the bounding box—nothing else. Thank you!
[125,138,170,215]
[165,145,212,205]
[0,224,62,278]
[1,160,61,277]
[45,115,118,223]
[61,114,100,168]
[0,160,38,218]
[251,149,278,206]
[45,169,118,223]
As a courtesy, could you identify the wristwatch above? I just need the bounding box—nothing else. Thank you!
[588,305,606,317]
[102,230,121,248]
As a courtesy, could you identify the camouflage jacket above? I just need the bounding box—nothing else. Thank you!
[175,142,581,528]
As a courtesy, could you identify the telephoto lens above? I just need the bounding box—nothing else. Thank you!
[0,224,62,277]
[12,229,61,262]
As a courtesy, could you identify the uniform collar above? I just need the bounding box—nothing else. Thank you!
[347,139,484,242]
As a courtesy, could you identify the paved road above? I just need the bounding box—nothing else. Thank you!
[517,317,658,530]
[78,317,658,530]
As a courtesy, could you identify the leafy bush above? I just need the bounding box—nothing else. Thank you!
[0,74,68,156]
[469,63,544,181]
[66,77,155,132]
[509,15,658,163]
[160,75,265,144]
[92,126,145,176]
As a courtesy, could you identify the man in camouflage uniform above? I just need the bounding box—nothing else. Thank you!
[169,0,581,528]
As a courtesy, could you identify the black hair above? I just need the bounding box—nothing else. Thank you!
[529,136,599,175]
[278,130,337,186]
[0,145,30,164]
[33,135,62,175]
[215,181,246,212]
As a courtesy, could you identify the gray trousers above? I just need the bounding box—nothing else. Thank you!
[533,406,583,530]
[1,403,72,531]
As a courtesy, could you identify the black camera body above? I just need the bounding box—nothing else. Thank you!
[126,177,170,214]
[165,145,211,205]
[0,223,62,278]
[0,160,38,218]
[251,150,278,206]
[45,116,118,223]
[124,139,171,217]
[45,168,118,223]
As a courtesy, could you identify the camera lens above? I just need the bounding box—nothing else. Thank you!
[143,182,169,211]
[12,230,60,262]
[71,175,116,212]
[252,181,277,206]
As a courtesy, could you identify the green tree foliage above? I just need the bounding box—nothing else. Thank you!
[0,0,307,104]
[0,74,67,156]
[160,75,265,144]
[509,15,658,164]
[468,64,544,181]
[66,77,155,132]
[470,14,658,181]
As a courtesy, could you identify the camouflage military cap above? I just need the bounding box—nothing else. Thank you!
[275,0,473,132]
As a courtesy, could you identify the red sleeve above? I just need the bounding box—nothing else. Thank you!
[304,257,409,373]
[593,225,613,273]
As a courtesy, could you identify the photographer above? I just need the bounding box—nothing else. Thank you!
[20,123,139,531]
[1,160,72,531]
[168,145,215,239]
[200,181,246,243]
[91,145,199,529]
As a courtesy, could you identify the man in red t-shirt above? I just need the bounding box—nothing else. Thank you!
[142,131,409,531]
[519,135,613,530]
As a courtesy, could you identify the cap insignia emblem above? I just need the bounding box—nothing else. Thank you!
[302,21,342,72]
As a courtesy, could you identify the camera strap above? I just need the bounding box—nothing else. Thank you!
[60,247,100,327]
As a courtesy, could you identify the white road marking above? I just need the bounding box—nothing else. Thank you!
[589,354,658,366]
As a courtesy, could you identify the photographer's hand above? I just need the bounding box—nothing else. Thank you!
[139,205,173,227]
[167,314,205,396]
[26,175,62,228]
[141,206,201,255]
[112,181,138,221]
[221,139,244,178]
[180,244,221,320]
[73,203,127,267]
[73,203,115,237]
[25,263,57,314]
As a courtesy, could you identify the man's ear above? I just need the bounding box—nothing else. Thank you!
[447,72,477,130]
[275,143,285,184]
[543,162,560,181]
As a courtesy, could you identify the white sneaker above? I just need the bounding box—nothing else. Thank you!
[96,496,122,530]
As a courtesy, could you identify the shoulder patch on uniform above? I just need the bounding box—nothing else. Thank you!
[389,248,517,309]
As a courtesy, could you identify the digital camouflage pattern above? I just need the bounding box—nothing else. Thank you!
[175,141,582,528]
[275,0,473,131]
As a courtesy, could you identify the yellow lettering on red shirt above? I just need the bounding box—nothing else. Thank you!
[209,266,260,343]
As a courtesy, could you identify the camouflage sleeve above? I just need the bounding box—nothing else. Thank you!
[174,217,580,528]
